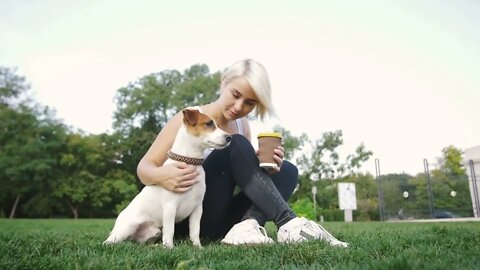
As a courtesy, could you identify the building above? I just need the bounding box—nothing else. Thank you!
[464,146,480,217]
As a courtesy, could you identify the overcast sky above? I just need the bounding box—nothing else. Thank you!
[2,0,479,175]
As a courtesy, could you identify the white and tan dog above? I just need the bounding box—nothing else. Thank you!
[103,107,231,248]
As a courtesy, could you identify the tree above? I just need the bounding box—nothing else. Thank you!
[0,67,30,107]
[0,67,58,218]
[272,125,308,161]
[348,173,379,221]
[112,65,220,184]
[297,130,343,180]
[428,146,471,216]
[296,130,372,180]
[20,116,69,217]
[439,146,466,177]
[291,130,373,220]
[340,143,373,176]
[0,106,39,218]
[58,133,134,217]
[380,173,415,219]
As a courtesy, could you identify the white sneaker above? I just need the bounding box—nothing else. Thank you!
[277,217,349,247]
[221,219,274,245]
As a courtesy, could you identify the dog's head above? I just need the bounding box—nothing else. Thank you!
[182,107,231,150]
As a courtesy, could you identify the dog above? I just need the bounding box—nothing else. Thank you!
[103,107,231,248]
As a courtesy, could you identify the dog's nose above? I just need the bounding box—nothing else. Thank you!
[225,135,232,142]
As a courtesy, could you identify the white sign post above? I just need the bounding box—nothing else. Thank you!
[338,183,357,222]
[311,186,317,220]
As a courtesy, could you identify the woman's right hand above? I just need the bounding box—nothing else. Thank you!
[160,162,200,193]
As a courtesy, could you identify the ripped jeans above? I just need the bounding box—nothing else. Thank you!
[176,134,298,241]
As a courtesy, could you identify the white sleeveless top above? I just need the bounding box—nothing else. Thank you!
[203,119,244,159]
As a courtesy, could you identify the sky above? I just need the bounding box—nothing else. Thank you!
[1,0,479,175]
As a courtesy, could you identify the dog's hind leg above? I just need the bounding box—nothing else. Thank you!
[134,223,161,243]
[189,204,203,248]
[103,218,139,245]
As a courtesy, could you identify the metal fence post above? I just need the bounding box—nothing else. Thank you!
[469,160,480,217]
[423,159,435,218]
[375,159,384,221]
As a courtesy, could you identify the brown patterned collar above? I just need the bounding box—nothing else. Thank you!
[167,151,204,165]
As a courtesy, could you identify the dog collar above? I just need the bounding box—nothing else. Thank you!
[167,151,204,165]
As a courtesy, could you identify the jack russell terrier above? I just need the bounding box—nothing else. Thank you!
[103,107,231,248]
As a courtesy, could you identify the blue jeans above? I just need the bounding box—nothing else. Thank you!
[176,134,298,241]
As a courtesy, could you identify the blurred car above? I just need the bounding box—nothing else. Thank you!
[433,211,460,219]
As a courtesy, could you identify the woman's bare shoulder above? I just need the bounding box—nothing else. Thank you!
[143,112,183,166]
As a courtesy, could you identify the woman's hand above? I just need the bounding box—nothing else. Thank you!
[269,145,285,174]
[161,162,200,193]
[256,145,285,175]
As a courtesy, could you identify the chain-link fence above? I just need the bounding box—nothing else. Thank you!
[375,159,478,221]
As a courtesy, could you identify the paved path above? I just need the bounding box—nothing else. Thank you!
[388,217,480,223]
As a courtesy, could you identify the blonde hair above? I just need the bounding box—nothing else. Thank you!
[221,59,276,120]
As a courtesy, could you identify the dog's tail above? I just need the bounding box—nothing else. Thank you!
[103,218,162,244]
[103,227,124,245]
[102,214,132,245]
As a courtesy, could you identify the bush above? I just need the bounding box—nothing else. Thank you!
[290,198,315,220]
[318,208,344,222]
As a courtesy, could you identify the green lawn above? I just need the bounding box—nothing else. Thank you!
[0,219,479,270]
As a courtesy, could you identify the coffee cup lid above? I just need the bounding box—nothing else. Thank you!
[257,132,282,139]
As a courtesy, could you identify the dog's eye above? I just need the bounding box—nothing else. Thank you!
[205,120,215,128]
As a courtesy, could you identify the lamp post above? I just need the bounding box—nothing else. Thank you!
[312,186,317,221]
[423,159,435,218]
[399,191,409,220]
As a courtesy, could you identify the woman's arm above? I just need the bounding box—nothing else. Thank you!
[136,112,199,192]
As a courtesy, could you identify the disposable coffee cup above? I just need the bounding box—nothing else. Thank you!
[257,132,283,169]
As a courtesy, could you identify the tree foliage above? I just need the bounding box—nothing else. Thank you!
[112,65,221,184]
[0,67,30,107]
[296,130,373,180]
[0,64,472,221]
[439,145,465,177]
[272,125,308,161]
[0,67,62,218]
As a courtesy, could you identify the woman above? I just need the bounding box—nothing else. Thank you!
[137,59,348,247]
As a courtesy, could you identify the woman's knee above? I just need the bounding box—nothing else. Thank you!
[270,160,298,201]
[230,134,257,159]
[231,134,252,149]
[280,160,299,184]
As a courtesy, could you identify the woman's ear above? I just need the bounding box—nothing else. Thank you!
[220,78,227,90]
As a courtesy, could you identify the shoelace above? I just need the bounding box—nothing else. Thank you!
[285,218,316,242]
[306,220,338,242]
[295,218,338,242]
[235,221,269,238]
[257,225,269,237]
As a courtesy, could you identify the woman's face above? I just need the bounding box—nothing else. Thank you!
[219,76,259,120]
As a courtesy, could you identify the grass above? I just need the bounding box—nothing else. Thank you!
[0,219,479,270]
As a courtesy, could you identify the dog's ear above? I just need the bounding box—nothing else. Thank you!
[182,109,200,126]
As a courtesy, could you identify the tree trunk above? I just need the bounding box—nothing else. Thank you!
[67,201,79,219]
[9,195,20,219]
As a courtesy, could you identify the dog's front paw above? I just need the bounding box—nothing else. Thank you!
[192,241,202,249]
[162,241,174,249]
